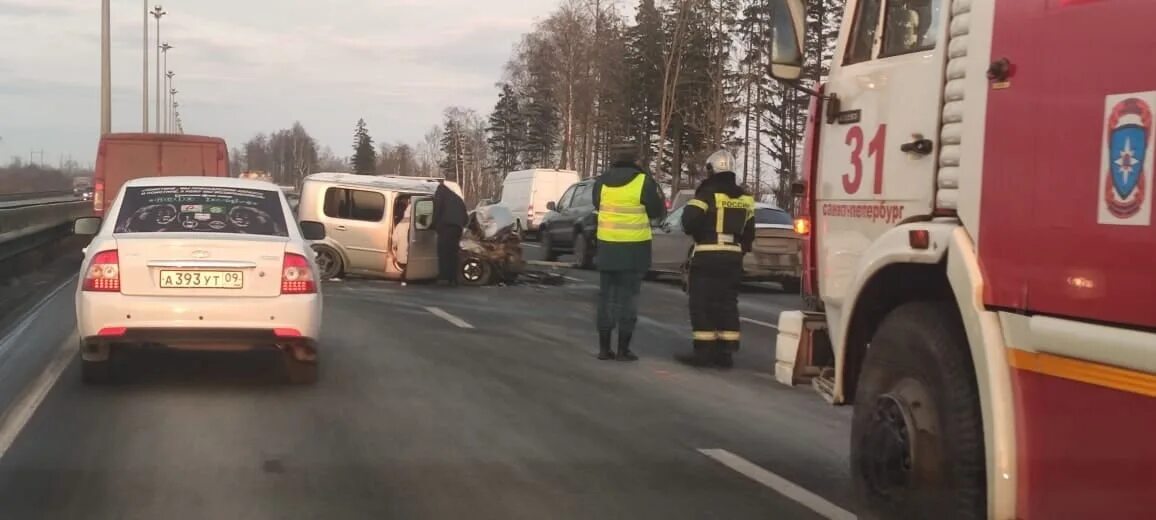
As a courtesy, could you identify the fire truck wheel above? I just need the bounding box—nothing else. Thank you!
[850,301,985,520]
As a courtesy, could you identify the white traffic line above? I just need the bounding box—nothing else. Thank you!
[741,317,779,330]
[0,276,75,361]
[698,449,857,520]
[521,242,541,248]
[562,276,584,283]
[424,306,475,329]
[0,334,75,462]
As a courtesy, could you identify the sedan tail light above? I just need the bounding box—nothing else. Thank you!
[281,253,317,294]
[83,250,120,292]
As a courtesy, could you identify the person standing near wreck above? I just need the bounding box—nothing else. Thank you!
[591,144,666,361]
[431,179,468,287]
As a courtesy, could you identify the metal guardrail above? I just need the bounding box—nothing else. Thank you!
[0,191,74,203]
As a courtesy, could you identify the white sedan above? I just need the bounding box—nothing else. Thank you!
[73,177,327,384]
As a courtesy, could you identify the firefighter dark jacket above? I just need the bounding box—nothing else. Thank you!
[682,171,756,253]
[591,162,666,272]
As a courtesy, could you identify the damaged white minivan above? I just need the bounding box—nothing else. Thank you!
[298,172,524,285]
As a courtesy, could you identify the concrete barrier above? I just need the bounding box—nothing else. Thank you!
[0,201,91,262]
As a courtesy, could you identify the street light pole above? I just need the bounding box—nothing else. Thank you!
[101,0,111,135]
[151,5,166,134]
[165,71,174,132]
[170,91,178,134]
[142,0,148,132]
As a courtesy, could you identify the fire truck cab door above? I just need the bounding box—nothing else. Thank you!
[816,0,949,303]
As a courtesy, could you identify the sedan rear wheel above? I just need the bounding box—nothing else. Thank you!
[284,356,318,385]
[82,358,113,385]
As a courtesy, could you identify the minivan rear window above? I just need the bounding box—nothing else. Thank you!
[114,186,289,236]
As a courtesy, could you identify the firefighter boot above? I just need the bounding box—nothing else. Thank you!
[713,341,737,369]
[675,341,714,367]
[597,331,616,360]
[617,332,638,362]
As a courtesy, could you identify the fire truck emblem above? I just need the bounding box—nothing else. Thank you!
[1099,93,1156,226]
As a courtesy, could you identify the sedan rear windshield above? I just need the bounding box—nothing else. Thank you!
[114,186,289,236]
[755,208,793,226]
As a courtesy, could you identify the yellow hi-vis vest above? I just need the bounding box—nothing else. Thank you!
[597,174,652,243]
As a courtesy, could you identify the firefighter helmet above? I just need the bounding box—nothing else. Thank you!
[705,150,736,175]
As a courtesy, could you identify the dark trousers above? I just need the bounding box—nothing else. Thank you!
[436,225,463,283]
[688,251,743,351]
[597,270,644,335]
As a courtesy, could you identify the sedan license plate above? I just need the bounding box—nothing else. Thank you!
[159,270,243,289]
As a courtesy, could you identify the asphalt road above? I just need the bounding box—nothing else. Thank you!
[0,252,855,519]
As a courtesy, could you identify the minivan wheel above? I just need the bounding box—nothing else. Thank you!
[459,256,493,286]
[312,245,343,280]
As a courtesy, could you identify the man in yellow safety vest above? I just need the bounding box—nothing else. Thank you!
[676,150,755,368]
[591,144,666,361]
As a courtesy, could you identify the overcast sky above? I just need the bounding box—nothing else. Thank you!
[0,0,557,167]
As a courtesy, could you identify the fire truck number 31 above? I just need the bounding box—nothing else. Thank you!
[843,124,887,195]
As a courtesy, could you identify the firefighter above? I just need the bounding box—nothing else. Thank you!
[676,150,755,368]
[592,144,666,361]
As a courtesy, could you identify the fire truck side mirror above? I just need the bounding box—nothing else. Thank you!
[791,181,805,197]
[767,0,806,82]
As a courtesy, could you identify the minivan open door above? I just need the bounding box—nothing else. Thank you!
[406,196,440,280]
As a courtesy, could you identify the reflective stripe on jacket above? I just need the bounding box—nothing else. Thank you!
[597,174,652,243]
[690,192,754,255]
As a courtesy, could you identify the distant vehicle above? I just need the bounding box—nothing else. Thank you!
[79,187,94,201]
[498,169,580,237]
[238,171,274,183]
[650,202,801,291]
[93,133,230,217]
[539,178,598,269]
[297,173,517,285]
[72,176,327,385]
[669,189,695,211]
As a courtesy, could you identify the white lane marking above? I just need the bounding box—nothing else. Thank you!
[424,306,475,329]
[698,449,857,520]
[562,276,584,282]
[0,276,75,360]
[521,243,541,248]
[741,317,779,330]
[0,334,75,461]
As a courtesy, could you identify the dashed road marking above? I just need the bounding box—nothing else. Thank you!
[0,334,75,462]
[521,243,541,248]
[562,276,584,282]
[697,449,857,520]
[741,317,779,330]
[424,306,475,329]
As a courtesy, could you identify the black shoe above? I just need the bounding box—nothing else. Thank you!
[675,344,712,367]
[617,333,638,362]
[597,331,616,360]
[714,341,737,369]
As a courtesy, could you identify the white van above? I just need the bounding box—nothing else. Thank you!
[498,169,580,235]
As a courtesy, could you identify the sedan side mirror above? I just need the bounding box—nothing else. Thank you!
[299,220,326,241]
[546,201,557,211]
[73,216,102,236]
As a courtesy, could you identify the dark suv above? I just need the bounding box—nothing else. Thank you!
[539,179,597,268]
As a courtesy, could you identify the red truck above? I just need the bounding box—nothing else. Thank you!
[93,133,229,216]
[767,0,1156,518]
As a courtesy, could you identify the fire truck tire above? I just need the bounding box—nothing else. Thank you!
[850,301,985,520]
[779,277,801,294]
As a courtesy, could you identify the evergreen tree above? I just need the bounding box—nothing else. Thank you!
[487,83,526,175]
[351,118,377,175]
[625,0,665,167]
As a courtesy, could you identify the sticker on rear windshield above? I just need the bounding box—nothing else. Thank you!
[180,204,202,212]
[194,213,212,221]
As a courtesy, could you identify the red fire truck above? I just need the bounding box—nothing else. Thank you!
[769,0,1156,518]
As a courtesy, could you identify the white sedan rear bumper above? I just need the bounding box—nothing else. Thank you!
[76,292,322,347]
